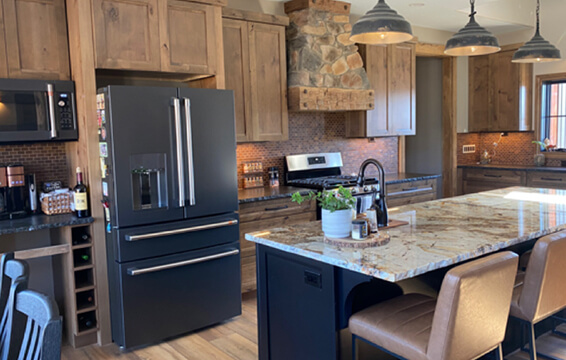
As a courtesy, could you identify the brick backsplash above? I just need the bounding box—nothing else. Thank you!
[237,112,398,188]
[457,131,561,167]
[0,143,69,187]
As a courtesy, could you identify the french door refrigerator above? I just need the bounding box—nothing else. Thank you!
[98,85,241,349]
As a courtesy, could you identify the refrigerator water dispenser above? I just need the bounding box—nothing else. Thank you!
[130,154,167,210]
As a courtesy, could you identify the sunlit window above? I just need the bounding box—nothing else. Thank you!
[540,80,566,151]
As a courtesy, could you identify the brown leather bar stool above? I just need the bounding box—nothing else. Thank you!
[509,231,566,360]
[349,251,518,360]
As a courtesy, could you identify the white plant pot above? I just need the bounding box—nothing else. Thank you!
[321,208,353,238]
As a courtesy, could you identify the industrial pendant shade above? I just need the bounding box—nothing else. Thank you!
[512,0,561,63]
[350,0,413,45]
[444,0,500,56]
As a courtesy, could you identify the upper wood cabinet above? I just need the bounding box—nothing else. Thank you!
[468,46,533,132]
[1,0,70,80]
[222,10,289,142]
[93,0,222,75]
[346,42,416,137]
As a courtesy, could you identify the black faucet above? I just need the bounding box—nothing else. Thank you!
[357,159,389,227]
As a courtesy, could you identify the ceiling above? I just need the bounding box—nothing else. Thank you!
[275,0,537,34]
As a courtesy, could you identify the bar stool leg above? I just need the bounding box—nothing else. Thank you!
[494,344,503,360]
[352,334,357,360]
[527,322,538,360]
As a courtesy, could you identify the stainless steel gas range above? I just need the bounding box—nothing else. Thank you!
[284,152,381,219]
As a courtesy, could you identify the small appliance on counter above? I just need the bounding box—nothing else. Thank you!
[5,164,27,219]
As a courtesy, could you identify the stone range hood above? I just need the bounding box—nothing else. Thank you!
[285,0,374,112]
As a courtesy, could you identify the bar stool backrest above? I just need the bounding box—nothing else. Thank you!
[519,231,566,323]
[427,251,518,360]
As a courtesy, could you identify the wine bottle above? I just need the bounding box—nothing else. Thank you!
[73,167,90,218]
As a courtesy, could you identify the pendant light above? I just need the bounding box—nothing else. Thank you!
[444,0,500,56]
[512,0,561,63]
[349,0,413,45]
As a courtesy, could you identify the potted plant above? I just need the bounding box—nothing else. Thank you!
[292,186,356,238]
[532,138,555,166]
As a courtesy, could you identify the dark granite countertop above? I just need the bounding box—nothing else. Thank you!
[0,214,94,235]
[458,164,566,172]
[238,173,442,203]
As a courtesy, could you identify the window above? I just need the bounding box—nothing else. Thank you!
[536,73,566,159]
[541,80,566,149]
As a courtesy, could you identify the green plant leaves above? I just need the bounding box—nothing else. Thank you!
[291,186,355,213]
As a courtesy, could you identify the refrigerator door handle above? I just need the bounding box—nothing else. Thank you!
[125,219,239,241]
[172,97,185,207]
[127,249,239,276]
[183,97,196,206]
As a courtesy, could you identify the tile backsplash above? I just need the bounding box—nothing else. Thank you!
[457,131,561,167]
[237,112,398,188]
[0,143,69,187]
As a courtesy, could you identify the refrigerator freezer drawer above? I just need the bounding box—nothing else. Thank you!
[114,213,239,262]
[111,243,241,349]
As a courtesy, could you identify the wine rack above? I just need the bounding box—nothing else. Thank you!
[55,223,100,347]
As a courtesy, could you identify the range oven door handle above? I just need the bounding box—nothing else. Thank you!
[127,249,239,276]
[124,219,239,241]
[172,97,185,208]
[47,84,57,139]
[183,97,196,206]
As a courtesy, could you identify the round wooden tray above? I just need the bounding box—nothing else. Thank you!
[324,232,390,249]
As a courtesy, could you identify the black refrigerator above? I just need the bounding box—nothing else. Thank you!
[97,85,241,349]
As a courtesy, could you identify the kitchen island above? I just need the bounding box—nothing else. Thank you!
[245,187,566,360]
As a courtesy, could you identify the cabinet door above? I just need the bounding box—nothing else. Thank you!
[93,0,161,71]
[365,44,390,136]
[223,18,252,142]
[468,55,490,132]
[248,22,288,141]
[159,0,218,74]
[388,42,416,135]
[2,0,70,80]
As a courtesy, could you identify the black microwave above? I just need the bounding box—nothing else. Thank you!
[0,79,78,143]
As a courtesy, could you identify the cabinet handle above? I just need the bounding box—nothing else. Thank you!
[483,174,502,178]
[127,249,239,276]
[541,177,562,181]
[402,187,419,192]
[265,205,288,211]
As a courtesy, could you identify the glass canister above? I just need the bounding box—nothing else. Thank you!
[268,167,279,187]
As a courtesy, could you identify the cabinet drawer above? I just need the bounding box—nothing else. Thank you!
[387,192,435,208]
[239,211,316,258]
[239,197,315,222]
[527,172,566,189]
[386,179,437,199]
[463,169,525,184]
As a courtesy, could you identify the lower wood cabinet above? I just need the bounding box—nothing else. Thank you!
[461,168,566,194]
[386,178,438,207]
[239,197,316,293]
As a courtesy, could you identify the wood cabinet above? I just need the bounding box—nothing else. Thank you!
[1,0,70,80]
[223,10,289,142]
[93,0,222,75]
[239,197,316,293]
[468,46,533,132]
[346,42,416,137]
[526,171,566,189]
[462,168,525,194]
[386,178,438,207]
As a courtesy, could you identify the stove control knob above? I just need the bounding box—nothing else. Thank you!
[363,186,370,192]
[351,188,357,194]
[371,186,377,192]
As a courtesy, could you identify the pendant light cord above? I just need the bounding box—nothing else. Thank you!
[469,0,477,18]
[536,0,540,33]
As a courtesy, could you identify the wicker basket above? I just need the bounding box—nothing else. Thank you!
[41,191,72,215]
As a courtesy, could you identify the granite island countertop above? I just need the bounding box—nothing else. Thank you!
[238,173,441,203]
[458,164,566,172]
[245,187,566,282]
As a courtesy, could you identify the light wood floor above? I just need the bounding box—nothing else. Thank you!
[62,292,259,360]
